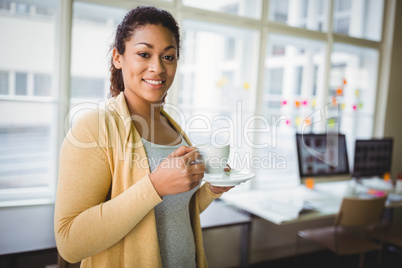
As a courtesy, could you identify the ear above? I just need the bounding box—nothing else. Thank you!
[112,48,122,69]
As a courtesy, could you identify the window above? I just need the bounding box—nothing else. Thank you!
[336,0,351,12]
[0,0,392,202]
[178,20,258,114]
[178,73,195,106]
[295,67,303,95]
[257,33,326,187]
[225,37,236,60]
[70,2,126,105]
[183,0,262,19]
[71,76,105,99]
[330,44,379,158]
[0,71,8,95]
[270,0,288,23]
[34,73,52,97]
[333,0,384,41]
[15,2,29,16]
[15,72,27,95]
[266,68,283,95]
[0,0,58,203]
[174,19,259,189]
[269,0,330,32]
[263,34,326,125]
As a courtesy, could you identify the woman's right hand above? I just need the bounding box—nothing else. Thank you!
[149,146,205,197]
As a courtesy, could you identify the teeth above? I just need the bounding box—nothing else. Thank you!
[144,79,163,85]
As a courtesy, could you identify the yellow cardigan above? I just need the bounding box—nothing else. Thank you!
[54,92,221,267]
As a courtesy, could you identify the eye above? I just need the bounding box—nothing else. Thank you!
[163,55,176,61]
[138,52,150,58]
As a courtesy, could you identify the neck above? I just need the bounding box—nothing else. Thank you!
[124,91,163,121]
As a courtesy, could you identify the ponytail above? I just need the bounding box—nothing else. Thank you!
[109,56,124,98]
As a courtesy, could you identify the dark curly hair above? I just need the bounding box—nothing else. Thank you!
[109,6,181,98]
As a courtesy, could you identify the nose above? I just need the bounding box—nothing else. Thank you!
[149,57,165,74]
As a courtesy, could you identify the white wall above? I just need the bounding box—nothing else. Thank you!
[0,204,55,255]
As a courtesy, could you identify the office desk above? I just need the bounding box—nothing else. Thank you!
[220,180,402,225]
[200,200,252,268]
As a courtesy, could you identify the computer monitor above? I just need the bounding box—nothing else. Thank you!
[352,138,393,179]
[296,133,350,181]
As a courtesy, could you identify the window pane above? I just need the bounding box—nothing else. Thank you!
[183,0,262,19]
[266,68,283,95]
[176,19,259,189]
[268,0,329,32]
[15,2,29,16]
[1,2,56,98]
[15,72,27,95]
[180,20,258,112]
[0,101,55,188]
[333,0,384,41]
[260,34,326,182]
[0,0,58,192]
[263,34,326,126]
[71,2,127,103]
[71,76,105,99]
[330,43,379,152]
[34,73,52,96]
[0,70,8,94]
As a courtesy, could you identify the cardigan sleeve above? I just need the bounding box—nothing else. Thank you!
[54,117,162,263]
[193,183,222,213]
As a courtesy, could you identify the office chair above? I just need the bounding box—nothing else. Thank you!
[296,196,387,268]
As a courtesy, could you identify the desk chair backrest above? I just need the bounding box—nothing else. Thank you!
[334,196,387,227]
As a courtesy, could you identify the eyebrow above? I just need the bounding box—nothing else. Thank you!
[134,42,177,51]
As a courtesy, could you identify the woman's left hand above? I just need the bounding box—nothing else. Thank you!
[208,164,234,194]
[209,184,234,194]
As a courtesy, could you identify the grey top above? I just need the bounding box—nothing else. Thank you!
[141,137,198,268]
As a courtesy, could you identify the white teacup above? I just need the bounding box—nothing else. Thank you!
[196,144,230,174]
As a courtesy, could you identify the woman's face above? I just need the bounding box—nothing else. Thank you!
[113,24,178,104]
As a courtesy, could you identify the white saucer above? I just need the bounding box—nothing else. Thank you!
[202,170,255,187]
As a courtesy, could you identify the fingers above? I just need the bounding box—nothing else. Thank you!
[193,172,204,180]
[189,162,205,174]
[190,181,200,190]
[182,149,202,164]
[169,145,196,157]
[190,174,203,186]
[168,146,204,171]
[216,186,234,191]
[208,183,234,194]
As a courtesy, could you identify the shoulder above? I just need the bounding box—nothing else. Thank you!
[66,98,126,143]
[69,96,127,130]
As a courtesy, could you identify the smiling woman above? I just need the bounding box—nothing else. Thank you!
[54,6,233,268]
